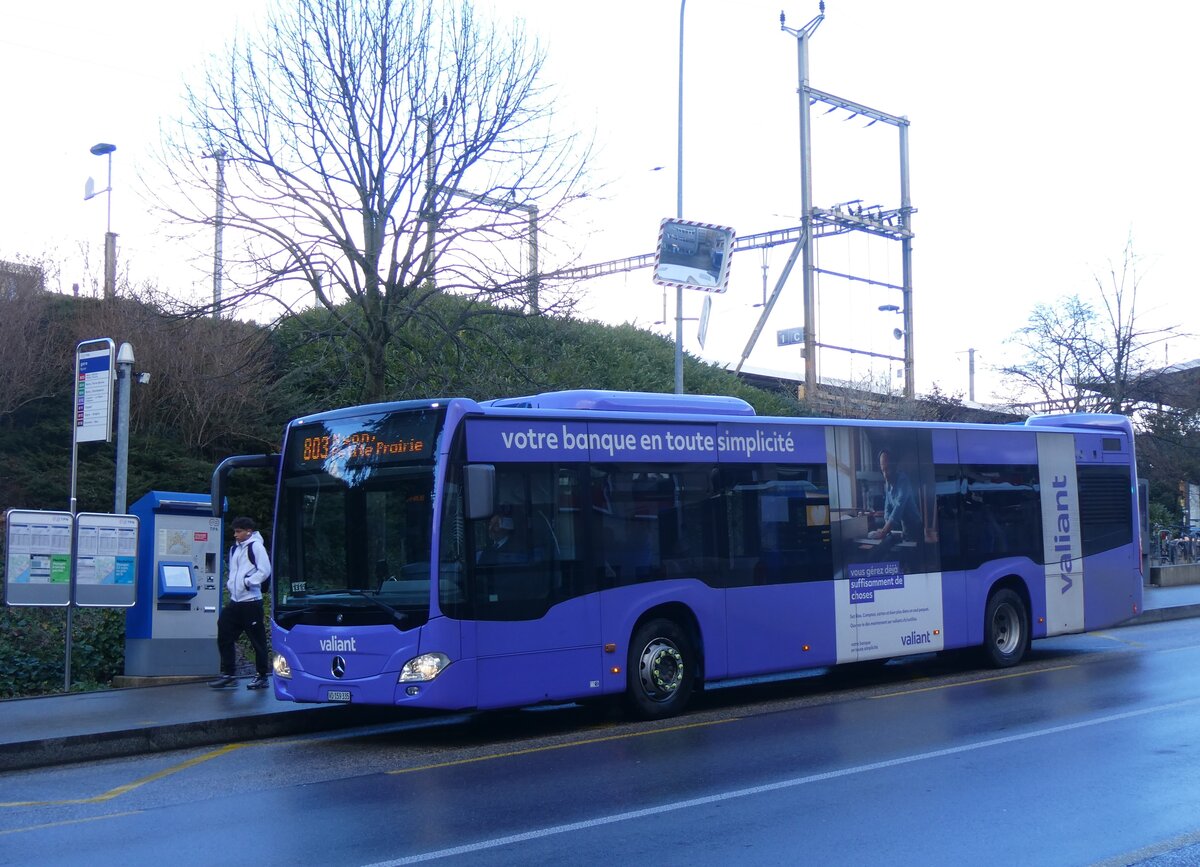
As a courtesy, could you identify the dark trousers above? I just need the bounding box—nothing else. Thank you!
[217,600,269,676]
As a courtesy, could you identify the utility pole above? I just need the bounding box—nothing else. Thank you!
[967,348,976,402]
[212,151,225,317]
[780,4,824,400]
[762,5,919,399]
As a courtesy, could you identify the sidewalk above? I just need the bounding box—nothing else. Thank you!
[1,583,1198,773]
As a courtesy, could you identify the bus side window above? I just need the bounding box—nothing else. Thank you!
[721,464,831,586]
[959,464,1041,569]
[470,464,593,620]
[933,469,963,571]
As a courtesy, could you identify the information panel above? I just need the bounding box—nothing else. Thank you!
[75,341,114,444]
[74,512,139,607]
[4,509,73,606]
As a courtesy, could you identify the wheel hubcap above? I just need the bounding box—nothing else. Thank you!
[992,602,1020,655]
[639,639,684,702]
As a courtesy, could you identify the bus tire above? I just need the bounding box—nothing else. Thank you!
[982,587,1029,668]
[625,618,695,720]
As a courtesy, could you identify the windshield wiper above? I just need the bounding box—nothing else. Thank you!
[344,589,409,626]
[295,590,376,597]
[275,602,341,628]
[280,589,408,626]
[278,591,408,627]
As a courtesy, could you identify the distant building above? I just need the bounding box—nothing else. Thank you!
[733,365,1021,423]
[0,261,45,300]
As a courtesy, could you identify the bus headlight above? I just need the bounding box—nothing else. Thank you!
[272,653,293,679]
[399,652,450,682]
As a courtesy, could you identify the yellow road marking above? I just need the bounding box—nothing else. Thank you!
[0,811,143,836]
[386,718,739,775]
[0,743,247,808]
[1090,631,1145,647]
[870,664,1077,698]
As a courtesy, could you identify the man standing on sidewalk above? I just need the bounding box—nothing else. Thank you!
[209,516,272,691]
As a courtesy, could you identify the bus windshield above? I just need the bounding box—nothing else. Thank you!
[272,406,444,629]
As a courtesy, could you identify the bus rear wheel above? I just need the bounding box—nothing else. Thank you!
[625,618,695,720]
[982,588,1029,668]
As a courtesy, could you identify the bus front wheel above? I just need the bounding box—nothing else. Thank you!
[982,588,1029,668]
[625,618,695,720]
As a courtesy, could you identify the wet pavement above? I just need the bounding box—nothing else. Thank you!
[2,582,1198,772]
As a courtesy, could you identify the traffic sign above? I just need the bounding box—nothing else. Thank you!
[777,326,804,347]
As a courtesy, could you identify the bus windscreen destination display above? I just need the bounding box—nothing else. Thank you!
[286,409,441,474]
[300,431,427,463]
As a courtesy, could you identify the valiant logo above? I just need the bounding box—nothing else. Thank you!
[1052,475,1075,594]
[319,635,358,653]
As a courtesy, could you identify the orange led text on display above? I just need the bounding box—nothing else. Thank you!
[301,433,427,463]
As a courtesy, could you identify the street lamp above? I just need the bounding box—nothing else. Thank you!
[85,142,117,299]
[674,0,686,394]
[878,304,905,384]
[114,342,134,515]
[878,304,904,339]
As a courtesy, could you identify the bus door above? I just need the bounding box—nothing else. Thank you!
[952,429,1042,644]
[470,464,601,709]
[721,461,835,676]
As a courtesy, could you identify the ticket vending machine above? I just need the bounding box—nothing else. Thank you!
[125,491,224,676]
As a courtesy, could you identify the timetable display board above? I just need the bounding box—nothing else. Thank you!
[4,509,73,606]
[74,512,139,608]
[4,510,140,608]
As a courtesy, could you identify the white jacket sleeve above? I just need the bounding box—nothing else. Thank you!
[248,537,272,586]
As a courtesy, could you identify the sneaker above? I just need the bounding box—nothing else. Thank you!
[247,674,270,690]
[208,675,237,689]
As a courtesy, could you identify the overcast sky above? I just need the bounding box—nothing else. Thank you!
[3,1,1196,403]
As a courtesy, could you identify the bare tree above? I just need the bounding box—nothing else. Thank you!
[67,286,274,452]
[999,240,1177,414]
[160,0,590,402]
[0,259,68,422]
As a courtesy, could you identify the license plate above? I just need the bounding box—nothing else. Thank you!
[327,690,351,702]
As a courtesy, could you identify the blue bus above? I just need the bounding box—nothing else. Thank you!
[213,390,1143,719]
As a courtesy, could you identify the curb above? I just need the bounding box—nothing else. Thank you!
[0,704,400,773]
[1122,603,1200,627]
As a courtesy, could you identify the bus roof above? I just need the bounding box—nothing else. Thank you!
[480,390,757,417]
[1024,412,1134,439]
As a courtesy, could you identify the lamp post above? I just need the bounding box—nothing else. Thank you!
[86,143,117,299]
[114,342,134,515]
[879,304,905,383]
[674,0,686,394]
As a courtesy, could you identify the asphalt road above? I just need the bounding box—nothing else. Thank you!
[4,616,1200,866]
